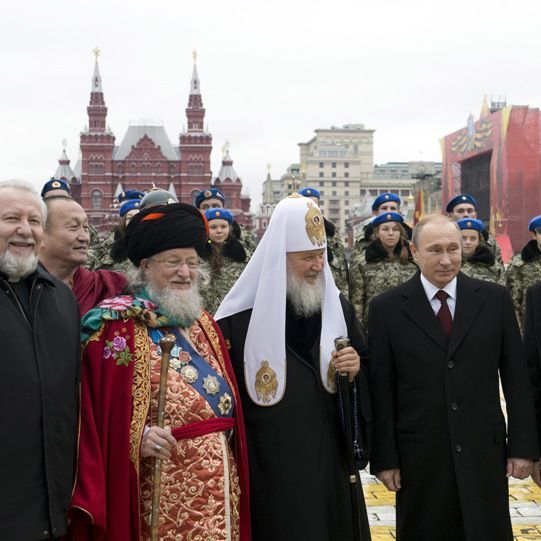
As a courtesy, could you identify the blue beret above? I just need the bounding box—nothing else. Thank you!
[117,190,144,203]
[298,187,321,200]
[204,208,233,224]
[372,192,401,211]
[457,218,485,232]
[446,194,477,213]
[119,199,141,217]
[41,178,70,197]
[528,215,541,232]
[195,188,225,208]
[372,212,404,227]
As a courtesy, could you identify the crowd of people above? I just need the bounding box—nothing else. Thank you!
[1,176,541,541]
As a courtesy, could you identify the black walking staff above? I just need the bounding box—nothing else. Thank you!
[334,336,369,540]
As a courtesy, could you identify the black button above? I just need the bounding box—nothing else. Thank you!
[447,360,455,369]
[455,444,462,453]
[451,402,458,411]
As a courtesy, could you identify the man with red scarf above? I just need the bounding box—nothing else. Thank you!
[68,203,250,541]
[40,197,126,315]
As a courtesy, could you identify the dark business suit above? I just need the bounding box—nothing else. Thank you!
[523,282,541,451]
[368,271,538,541]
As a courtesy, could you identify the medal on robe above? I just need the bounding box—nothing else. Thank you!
[255,360,278,404]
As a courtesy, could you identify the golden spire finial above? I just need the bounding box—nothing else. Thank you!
[93,47,101,61]
[266,162,272,172]
[192,49,197,63]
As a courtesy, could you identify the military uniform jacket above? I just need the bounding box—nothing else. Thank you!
[324,218,350,298]
[460,245,505,286]
[506,239,541,328]
[349,239,417,327]
[368,272,538,541]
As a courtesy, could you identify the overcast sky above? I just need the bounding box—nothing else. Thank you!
[1,0,540,208]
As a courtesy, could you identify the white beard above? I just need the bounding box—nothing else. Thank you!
[0,250,39,282]
[145,281,202,328]
[286,271,324,318]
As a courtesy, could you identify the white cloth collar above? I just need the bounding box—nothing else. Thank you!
[420,273,457,301]
[215,195,347,406]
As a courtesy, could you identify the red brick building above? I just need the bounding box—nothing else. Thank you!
[61,54,251,233]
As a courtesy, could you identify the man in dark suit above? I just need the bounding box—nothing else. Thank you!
[523,282,541,488]
[368,214,538,541]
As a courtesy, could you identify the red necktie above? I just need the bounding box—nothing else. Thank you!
[435,290,452,337]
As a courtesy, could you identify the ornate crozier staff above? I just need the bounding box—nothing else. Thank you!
[150,333,177,541]
[334,336,367,540]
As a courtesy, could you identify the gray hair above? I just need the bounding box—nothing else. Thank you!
[0,180,47,223]
[411,214,459,248]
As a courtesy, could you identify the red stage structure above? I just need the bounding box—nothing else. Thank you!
[440,100,541,261]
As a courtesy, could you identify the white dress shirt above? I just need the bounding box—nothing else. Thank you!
[420,274,457,319]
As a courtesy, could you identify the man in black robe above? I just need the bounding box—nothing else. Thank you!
[215,194,371,541]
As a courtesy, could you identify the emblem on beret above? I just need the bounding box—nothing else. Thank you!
[384,194,389,200]
[467,221,472,227]
[52,181,61,188]
[305,203,325,247]
[203,375,220,395]
[462,196,467,200]
[216,211,221,217]
[218,393,233,415]
[204,190,212,197]
[307,189,312,194]
[255,361,278,404]
[387,214,392,220]
[180,365,198,384]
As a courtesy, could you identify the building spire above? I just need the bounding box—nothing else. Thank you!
[91,47,102,92]
[190,49,201,96]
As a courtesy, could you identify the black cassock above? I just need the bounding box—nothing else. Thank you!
[218,295,372,541]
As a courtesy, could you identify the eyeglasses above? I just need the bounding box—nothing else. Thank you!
[148,258,199,270]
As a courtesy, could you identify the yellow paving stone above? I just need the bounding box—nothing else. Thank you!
[369,524,541,540]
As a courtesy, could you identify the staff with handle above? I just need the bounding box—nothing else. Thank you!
[334,336,368,540]
[150,333,177,541]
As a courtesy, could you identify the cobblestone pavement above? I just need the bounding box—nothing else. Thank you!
[361,469,541,540]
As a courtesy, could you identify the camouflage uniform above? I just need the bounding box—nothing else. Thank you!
[460,246,505,286]
[505,239,541,328]
[349,239,418,328]
[85,225,104,271]
[325,219,349,298]
[200,258,246,315]
[484,231,504,266]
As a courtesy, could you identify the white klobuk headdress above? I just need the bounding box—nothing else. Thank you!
[215,194,347,406]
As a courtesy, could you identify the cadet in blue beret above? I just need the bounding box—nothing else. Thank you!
[41,178,71,199]
[350,210,416,326]
[457,217,505,285]
[457,218,486,259]
[372,192,401,213]
[506,214,541,326]
[117,190,144,204]
[200,208,247,314]
[446,194,477,217]
[447,193,503,266]
[195,188,226,211]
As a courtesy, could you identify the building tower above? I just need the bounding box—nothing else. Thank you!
[54,139,80,199]
[178,50,213,204]
[79,48,115,230]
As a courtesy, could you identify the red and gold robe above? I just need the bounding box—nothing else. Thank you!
[68,300,250,541]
